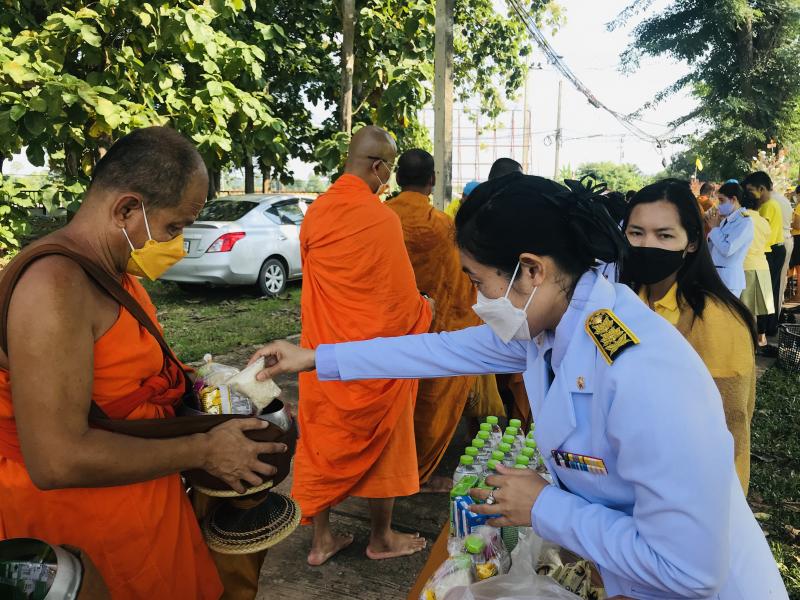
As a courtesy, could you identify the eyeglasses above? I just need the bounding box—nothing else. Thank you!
[367,155,395,173]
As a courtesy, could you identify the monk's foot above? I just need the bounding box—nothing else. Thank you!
[366,530,427,560]
[307,533,354,567]
[419,475,453,494]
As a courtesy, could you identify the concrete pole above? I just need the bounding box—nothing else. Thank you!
[433,0,454,210]
[553,79,563,180]
[340,0,355,134]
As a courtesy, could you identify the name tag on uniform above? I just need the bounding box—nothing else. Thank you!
[551,450,608,475]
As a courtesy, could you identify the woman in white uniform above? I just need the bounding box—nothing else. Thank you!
[705,181,755,297]
[251,176,787,599]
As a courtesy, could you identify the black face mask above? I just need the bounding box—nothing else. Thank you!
[624,246,686,284]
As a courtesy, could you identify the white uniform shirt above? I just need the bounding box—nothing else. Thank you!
[316,271,787,599]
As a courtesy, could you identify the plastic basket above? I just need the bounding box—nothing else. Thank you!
[777,324,800,374]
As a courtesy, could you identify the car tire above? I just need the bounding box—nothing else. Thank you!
[258,258,287,296]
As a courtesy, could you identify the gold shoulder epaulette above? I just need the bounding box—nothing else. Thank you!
[585,309,639,365]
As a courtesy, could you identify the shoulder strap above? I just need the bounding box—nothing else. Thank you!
[0,243,185,419]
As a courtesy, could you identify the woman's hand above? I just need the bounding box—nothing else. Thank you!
[469,465,550,527]
[249,340,316,381]
[704,206,722,229]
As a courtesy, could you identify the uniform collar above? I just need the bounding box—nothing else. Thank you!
[551,270,616,393]
[638,282,680,326]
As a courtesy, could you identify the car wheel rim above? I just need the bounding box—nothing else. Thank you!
[264,265,284,293]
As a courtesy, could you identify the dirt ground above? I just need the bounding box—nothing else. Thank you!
[196,343,464,600]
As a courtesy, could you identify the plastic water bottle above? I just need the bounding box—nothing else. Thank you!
[465,445,480,465]
[504,426,525,453]
[470,438,490,464]
[476,430,493,451]
[521,446,536,463]
[454,455,480,484]
[494,445,515,467]
[479,422,493,437]
[501,434,519,456]
[485,415,503,446]
[482,458,500,480]
[509,418,523,431]
[514,455,532,470]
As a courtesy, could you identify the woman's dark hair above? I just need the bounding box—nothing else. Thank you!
[717,181,743,203]
[621,179,757,345]
[455,174,628,291]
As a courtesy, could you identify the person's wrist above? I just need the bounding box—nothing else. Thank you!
[193,432,211,471]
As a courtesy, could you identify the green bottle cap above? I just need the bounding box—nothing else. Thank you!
[499,442,512,454]
[465,535,486,554]
[521,447,536,459]
[465,446,479,457]
[502,434,515,445]
[477,431,491,441]
[515,455,530,466]
[479,423,492,432]
[505,426,519,436]
[487,459,499,470]
[509,418,522,429]
[471,438,485,449]
[525,439,537,449]
[486,416,499,425]
[491,450,505,461]
[459,455,474,466]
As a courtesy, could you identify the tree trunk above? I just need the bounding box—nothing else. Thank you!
[735,12,758,159]
[207,168,220,200]
[340,0,355,133]
[0,156,4,175]
[244,155,255,194]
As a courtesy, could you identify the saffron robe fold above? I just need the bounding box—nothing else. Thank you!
[385,191,479,483]
[0,274,222,600]
[295,175,432,521]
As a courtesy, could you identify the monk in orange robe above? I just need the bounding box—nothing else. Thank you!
[385,149,480,492]
[280,126,432,565]
[0,127,284,599]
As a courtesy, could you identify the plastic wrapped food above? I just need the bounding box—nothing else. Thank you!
[464,527,510,581]
[420,554,473,600]
[197,354,240,387]
[225,357,282,411]
[199,384,253,415]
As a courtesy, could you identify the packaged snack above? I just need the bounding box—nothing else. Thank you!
[197,354,240,387]
[199,384,253,415]
[463,527,510,582]
[420,554,473,600]
[226,357,282,411]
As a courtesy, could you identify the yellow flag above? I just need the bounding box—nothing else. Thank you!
[695,157,704,171]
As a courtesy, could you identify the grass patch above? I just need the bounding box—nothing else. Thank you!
[749,366,800,597]
[142,280,301,362]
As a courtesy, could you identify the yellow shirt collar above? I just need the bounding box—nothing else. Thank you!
[639,282,680,325]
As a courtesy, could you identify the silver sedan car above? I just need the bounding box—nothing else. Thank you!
[163,193,315,295]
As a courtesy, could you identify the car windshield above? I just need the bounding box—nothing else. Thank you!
[265,200,307,225]
[198,200,258,222]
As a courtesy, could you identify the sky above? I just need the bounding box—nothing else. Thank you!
[6,0,699,182]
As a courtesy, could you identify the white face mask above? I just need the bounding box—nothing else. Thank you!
[472,262,537,343]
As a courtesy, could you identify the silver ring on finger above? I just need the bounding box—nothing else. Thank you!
[486,490,496,505]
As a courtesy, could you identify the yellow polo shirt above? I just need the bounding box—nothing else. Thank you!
[791,203,800,236]
[638,283,680,325]
[758,198,784,247]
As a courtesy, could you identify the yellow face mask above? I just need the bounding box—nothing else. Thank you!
[122,204,186,280]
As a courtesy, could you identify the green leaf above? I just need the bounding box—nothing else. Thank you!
[9,105,25,122]
[138,11,152,27]
[2,60,33,85]
[28,96,47,112]
[80,25,102,47]
[206,81,223,97]
[23,112,46,136]
[26,144,45,167]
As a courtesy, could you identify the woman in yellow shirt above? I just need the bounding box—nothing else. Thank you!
[621,179,757,493]
[789,185,800,302]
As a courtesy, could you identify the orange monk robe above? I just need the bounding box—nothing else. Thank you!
[295,175,432,522]
[385,191,479,483]
[0,275,223,600]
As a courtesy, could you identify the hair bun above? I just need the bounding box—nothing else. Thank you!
[548,176,628,265]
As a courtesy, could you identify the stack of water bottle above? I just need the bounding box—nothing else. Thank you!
[450,417,552,541]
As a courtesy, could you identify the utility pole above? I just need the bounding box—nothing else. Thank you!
[433,0,454,210]
[618,135,625,163]
[340,0,355,134]
[553,79,563,180]
[522,64,533,174]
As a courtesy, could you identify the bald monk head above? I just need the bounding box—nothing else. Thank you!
[344,125,398,194]
[75,126,209,276]
[488,157,523,180]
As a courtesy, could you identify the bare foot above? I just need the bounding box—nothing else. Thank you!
[307,533,354,566]
[366,530,427,560]
[419,475,453,494]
